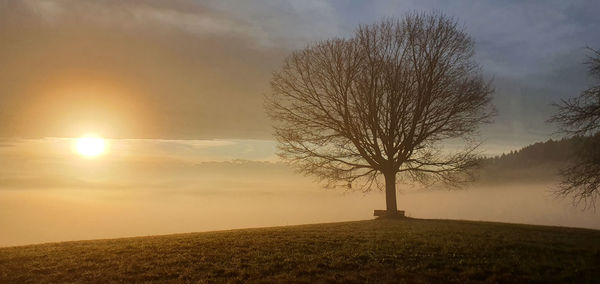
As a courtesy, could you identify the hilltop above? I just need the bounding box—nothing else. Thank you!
[1,218,599,283]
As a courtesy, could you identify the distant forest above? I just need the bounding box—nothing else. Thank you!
[476,136,591,183]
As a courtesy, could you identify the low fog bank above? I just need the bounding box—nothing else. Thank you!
[1,162,598,247]
[1,138,597,246]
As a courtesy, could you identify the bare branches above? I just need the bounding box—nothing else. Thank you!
[555,134,600,210]
[266,12,494,193]
[401,141,482,187]
[550,48,600,208]
[550,48,600,136]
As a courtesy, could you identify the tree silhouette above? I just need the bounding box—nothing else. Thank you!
[267,13,494,215]
[550,48,600,208]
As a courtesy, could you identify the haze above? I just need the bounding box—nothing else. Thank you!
[1,0,599,246]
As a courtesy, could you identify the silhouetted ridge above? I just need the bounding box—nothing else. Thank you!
[484,137,584,166]
[476,136,591,182]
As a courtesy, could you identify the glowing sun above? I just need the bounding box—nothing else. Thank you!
[75,135,106,157]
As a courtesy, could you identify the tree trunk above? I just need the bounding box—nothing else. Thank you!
[384,171,397,213]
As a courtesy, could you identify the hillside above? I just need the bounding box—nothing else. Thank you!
[1,219,599,283]
[475,137,586,182]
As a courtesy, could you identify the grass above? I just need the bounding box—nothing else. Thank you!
[1,218,599,283]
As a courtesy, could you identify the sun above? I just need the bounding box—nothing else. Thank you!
[75,135,106,157]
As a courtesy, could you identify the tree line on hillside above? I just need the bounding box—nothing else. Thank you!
[481,136,588,168]
[474,136,595,184]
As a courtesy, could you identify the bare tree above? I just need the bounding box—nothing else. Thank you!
[266,13,494,215]
[550,48,600,208]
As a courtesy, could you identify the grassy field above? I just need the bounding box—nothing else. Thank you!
[1,218,599,283]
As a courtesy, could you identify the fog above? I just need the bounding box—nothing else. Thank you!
[2,180,597,247]
[0,138,597,247]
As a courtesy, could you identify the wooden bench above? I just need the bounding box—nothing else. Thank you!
[374,210,405,217]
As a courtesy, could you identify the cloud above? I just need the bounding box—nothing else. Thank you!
[1,0,599,146]
[204,0,343,48]
[17,0,341,48]
[21,0,269,46]
[0,0,293,139]
[0,176,124,190]
[0,139,15,147]
[21,0,65,18]
[354,0,600,144]
[0,157,302,197]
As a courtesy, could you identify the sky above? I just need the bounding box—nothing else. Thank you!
[1,0,599,144]
[1,1,599,246]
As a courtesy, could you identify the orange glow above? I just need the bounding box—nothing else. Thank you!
[75,135,107,157]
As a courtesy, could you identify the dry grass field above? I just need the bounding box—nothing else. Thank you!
[1,218,599,283]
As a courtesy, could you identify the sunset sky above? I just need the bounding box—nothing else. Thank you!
[1,0,599,246]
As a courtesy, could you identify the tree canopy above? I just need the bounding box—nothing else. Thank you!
[267,13,494,213]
